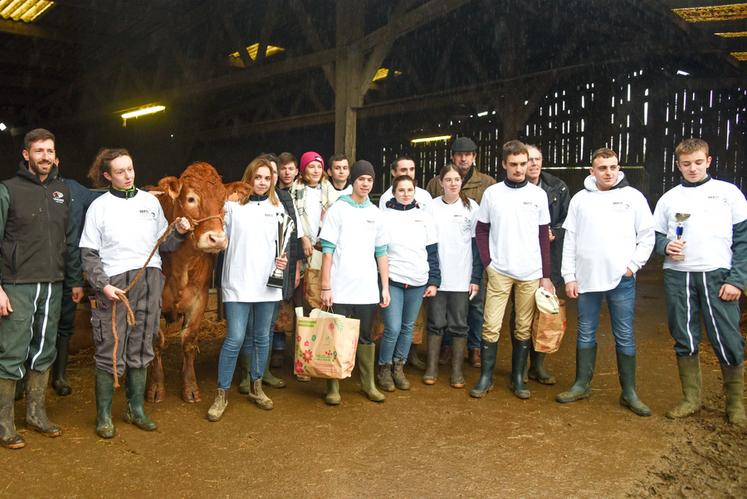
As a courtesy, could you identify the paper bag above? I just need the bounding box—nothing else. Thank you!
[273,301,295,334]
[294,309,359,379]
[531,299,567,353]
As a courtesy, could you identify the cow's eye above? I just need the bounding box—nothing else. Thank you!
[187,196,197,204]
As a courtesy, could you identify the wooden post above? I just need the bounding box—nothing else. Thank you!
[334,0,364,161]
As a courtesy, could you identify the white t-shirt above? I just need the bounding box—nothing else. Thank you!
[79,190,167,277]
[221,199,284,303]
[379,186,432,210]
[476,182,551,280]
[384,208,438,287]
[319,199,389,304]
[562,175,655,293]
[654,178,747,272]
[428,196,479,292]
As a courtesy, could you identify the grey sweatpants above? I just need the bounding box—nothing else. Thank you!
[91,267,164,376]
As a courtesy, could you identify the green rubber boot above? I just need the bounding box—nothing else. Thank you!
[721,364,746,426]
[25,369,62,437]
[422,334,442,385]
[357,344,385,402]
[666,355,702,419]
[511,340,531,399]
[324,379,341,406]
[239,351,286,394]
[528,348,556,385]
[52,335,73,396]
[95,369,115,438]
[0,378,25,449]
[556,345,597,403]
[123,368,157,431]
[616,351,651,417]
[469,341,498,398]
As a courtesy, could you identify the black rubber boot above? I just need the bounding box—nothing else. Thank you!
[123,368,157,431]
[528,348,556,385]
[14,375,25,401]
[408,348,427,371]
[450,337,467,388]
[0,378,25,449]
[511,339,531,399]
[721,364,746,426]
[25,369,62,437]
[52,336,73,396]
[469,341,498,398]
[422,334,442,385]
[556,345,597,403]
[617,351,651,417]
[95,369,115,438]
[666,354,702,419]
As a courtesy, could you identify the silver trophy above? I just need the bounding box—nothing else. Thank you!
[671,212,690,262]
[267,212,295,288]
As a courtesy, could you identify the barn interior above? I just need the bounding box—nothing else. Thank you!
[0,0,744,198]
[1,1,747,496]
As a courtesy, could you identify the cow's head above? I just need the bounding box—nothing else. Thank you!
[158,162,247,254]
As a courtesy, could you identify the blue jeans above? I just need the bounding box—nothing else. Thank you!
[576,276,637,356]
[217,301,276,389]
[378,284,425,365]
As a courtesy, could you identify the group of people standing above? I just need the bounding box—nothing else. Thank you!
[0,128,744,450]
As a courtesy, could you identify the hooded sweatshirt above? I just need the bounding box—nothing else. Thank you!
[561,172,654,293]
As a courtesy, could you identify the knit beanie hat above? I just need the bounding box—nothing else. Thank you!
[350,160,375,184]
[299,151,324,173]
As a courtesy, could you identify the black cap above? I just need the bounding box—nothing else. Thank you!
[451,136,477,153]
[350,160,375,184]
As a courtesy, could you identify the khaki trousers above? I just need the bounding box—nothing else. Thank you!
[483,267,538,342]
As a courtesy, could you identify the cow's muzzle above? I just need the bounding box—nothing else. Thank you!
[195,230,228,252]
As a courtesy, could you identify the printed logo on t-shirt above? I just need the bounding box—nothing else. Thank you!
[366,219,375,224]
[611,201,631,211]
[138,209,157,220]
[51,191,65,204]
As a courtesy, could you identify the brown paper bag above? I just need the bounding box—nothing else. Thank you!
[304,267,322,310]
[531,299,566,353]
[294,311,359,379]
[273,301,295,333]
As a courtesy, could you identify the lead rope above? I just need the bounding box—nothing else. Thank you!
[109,213,224,388]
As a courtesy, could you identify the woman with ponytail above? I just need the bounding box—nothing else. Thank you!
[80,148,191,438]
[422,165,482,388]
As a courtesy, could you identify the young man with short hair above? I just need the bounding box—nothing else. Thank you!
[470,140,553,400]
[379,155,432,210]
[0,128,83,449]
[277,152,298,190]
[653,138,747,425]
[557,148,654,417]
[327,153,351,194]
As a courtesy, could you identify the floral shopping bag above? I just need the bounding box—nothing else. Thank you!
[294,308,359,379]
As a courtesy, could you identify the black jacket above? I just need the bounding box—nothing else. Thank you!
[538,171,570,286]
[277,188,302,301]
[0,163,80,287]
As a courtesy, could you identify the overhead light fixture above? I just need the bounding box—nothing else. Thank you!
[372,67,403,82]
[673,3,747,22]
[715,31,747,37]
[676,69,690,76]
[0,122,7,131]
[410,134,452,144]
[228,43,285,68]
[731,51,747,60]
[0,0,54,23]
[119,104,166,126]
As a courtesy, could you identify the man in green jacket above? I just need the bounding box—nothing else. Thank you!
[0,128,83,449]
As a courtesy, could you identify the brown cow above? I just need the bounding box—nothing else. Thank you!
[146,162,249,403]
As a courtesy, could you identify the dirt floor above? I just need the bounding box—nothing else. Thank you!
[1,266,746,498]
